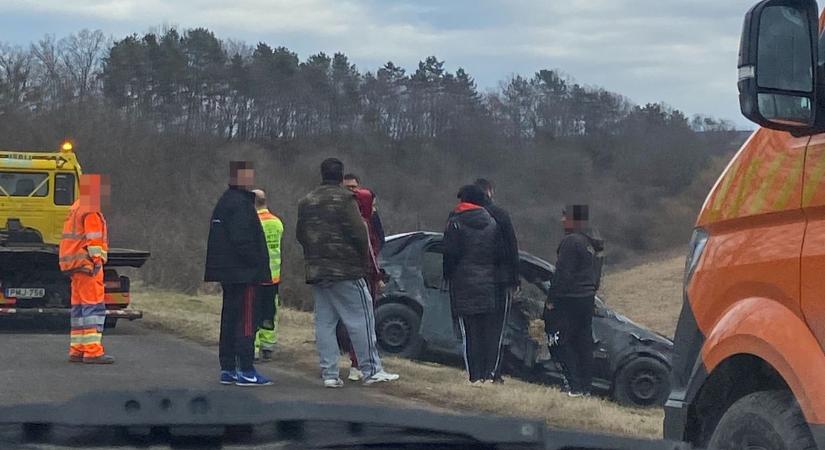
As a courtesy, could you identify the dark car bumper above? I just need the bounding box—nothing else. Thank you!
[663,395,688,441]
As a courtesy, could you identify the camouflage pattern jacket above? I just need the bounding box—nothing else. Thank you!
[296,182,370,284]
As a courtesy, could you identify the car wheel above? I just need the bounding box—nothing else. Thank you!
[708,390,816,450]
[374,303,424,359]
[613,356,670,407]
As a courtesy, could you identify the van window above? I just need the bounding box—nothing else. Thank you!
[0,172,49,197]
[54,173,75,205]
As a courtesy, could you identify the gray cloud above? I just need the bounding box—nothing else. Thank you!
[0,0,769,126]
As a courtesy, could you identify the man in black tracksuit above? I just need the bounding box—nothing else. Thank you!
[443,185,501,384]
[205,161,272,386]
[474,178,519,383]
[545,204,604,397]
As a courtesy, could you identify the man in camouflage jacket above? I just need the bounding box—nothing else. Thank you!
[296,158,399,388]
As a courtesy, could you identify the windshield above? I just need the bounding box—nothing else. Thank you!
[0,2,805,450]
[0,172,49,197]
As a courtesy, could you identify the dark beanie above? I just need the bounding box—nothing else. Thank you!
[457,184,487,206]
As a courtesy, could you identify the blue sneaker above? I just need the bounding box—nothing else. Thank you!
[219,370,237,385]
[235,369,273,386]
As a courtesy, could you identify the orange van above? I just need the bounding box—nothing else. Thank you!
[664,1,825,448]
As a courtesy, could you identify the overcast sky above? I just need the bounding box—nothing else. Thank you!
[0,0,767,128]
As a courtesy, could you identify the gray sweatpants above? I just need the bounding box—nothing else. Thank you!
[313,278,383,380]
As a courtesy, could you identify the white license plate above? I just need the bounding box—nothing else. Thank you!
[5,288,45,299]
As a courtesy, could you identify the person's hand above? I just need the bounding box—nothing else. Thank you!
[378,280,387,291]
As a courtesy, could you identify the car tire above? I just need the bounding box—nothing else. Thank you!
[374,302,424,359]
[708,390,817,450]
[613,356,670,407]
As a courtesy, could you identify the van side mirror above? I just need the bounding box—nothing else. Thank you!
[738,0,819,132]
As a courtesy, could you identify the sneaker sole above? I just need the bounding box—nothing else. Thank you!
[220,380,235,385]
[235,381,273,386]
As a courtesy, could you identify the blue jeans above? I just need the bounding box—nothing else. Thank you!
[313,278,383,380]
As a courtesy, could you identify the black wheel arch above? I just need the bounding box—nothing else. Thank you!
[685,354,791,448]
[376,295,424,319]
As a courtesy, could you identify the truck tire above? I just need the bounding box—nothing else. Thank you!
[374,303,424,359]
[708,390,817,450]
[613,356,670,407]
[104,318,118,329]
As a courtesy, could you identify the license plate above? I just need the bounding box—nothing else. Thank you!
[5,288,45,299]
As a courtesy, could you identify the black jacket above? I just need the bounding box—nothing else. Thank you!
[443,205,500,316]
[482,200,520,287]
[204,186,270,284]
[548,231,604,300]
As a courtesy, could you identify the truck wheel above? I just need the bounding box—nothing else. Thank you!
[104,318,118,329]
[374,303,424,359]
[613,356,670,407]
[708,390,817,450]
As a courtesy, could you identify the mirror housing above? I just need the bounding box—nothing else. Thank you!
[739,0,820,133]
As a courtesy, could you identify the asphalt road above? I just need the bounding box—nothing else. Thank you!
[0,319,416,409]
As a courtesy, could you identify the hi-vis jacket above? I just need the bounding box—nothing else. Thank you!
[257,208,283,284]
[59,201,108,274]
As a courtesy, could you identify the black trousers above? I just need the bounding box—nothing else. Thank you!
[219,283,257,372]
[545,296,595,393]
[459,287,510,382]
[256,283,279,330]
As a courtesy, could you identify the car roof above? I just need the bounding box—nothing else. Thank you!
[386,231,554,272]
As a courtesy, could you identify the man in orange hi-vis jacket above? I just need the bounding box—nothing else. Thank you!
[59,174,113,364]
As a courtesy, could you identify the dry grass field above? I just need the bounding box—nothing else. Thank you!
[130,253,685,439]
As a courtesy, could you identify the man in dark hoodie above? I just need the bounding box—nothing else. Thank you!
[205,161,272,386]
[545,204,605,397]
[443,185,501,385]
[474,178,519,383]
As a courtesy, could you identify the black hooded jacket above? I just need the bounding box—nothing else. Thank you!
[443,204,500,316]
[548,230,605,300]
[482,199,520,288]
[204,186,270,284]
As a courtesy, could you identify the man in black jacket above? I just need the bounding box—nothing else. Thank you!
[545,204,605,397]
[474,178,519,383]
[205,161,272,387]
[443,185,501,385]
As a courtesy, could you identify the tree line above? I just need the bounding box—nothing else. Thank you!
[0,28,745,306]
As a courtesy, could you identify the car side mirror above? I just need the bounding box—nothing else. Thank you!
[738,0,819,133]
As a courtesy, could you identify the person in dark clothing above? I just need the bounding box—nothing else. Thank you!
[205,161,273,387]
[544,204,605,397]
[443,185,502,385]
[474,178,519,383]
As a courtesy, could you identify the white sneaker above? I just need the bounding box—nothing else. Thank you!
[363,370,400,385]
[348,367,363,381]
[324,378,344,388]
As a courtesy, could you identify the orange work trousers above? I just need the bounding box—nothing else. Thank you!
[69,270,106,358]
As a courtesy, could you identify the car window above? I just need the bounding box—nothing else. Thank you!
[54,172,75,205]
[0,171,49,197]
[421,249,443,289]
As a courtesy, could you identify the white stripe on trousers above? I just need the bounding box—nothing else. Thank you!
[490,288,512,378]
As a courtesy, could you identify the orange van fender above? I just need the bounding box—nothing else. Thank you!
[701,297,825,425]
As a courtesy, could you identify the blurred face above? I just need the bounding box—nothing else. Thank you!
[343,178,359,191]
[232,168,255,189]
[79,174,109,211]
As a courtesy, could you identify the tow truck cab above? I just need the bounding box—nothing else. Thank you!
[665,1,825,449]
[0,143,147,324]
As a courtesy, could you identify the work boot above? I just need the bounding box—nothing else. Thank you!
[83,354,115,364]
[68,354,83,363]
[261,349,273,361]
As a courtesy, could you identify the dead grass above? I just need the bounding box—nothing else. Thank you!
[599,254,685,337]
[128,250,685,439]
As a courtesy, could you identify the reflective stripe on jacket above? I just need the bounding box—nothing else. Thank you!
[257,208,284,284]
[59,201,108,274]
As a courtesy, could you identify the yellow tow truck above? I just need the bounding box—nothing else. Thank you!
[0,142,148,326]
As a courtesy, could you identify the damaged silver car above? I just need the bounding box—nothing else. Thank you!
[375,232,673,407]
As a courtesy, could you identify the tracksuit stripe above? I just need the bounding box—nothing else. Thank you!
[458,317,470,376]
[357,278,378,376]
[491,288,512,379]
